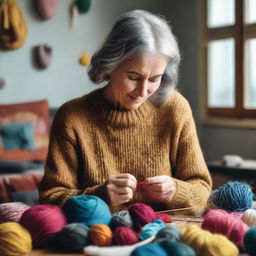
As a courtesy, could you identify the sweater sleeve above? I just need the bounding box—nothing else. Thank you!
[166,97,212,215]
[39,106,107,207]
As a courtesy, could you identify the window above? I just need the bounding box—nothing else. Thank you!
[201,0,256,119]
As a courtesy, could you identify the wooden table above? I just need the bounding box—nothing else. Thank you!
[28,216,249,256]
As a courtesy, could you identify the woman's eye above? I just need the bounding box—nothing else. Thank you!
[149,77,160,83]
[128,76,140,81]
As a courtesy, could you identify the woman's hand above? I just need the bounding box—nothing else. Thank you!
[140,175,176,203]
[106,173,137,206]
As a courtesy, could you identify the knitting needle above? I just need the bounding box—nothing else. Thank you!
[156,206,195,213]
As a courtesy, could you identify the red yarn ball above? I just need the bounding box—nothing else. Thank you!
[19,204,67,248]
[156,212,172,223]
[128,203,157,231]
[113,226,138,245]
[202,209,249,248]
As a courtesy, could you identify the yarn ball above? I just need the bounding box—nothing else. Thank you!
[202,209,249,248]
[109,210,134,231]
[19,204,67,248]
[90,224,113,246]
[57,223,90,252]
[63,195,111,227]
[75,0,91,13]
[159,240,196,256]
[244,226,256,256]
[113,226,138,245]
[207,181,253,212]
[139,219,165,241]
[128,203,157,231]
[181,225,239,256]
[155,225,180,242]
[0,222,32,256]
[155,212,172,223]
[0,202,30,223]
[131,243,168,256]
[79,52,90,66]
[242,209,256,227]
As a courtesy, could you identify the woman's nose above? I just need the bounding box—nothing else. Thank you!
[137,81,148,97]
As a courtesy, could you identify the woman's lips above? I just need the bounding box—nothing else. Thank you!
[128,95,143,102]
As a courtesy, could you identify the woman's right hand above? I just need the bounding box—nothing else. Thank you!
[106,173,137,206]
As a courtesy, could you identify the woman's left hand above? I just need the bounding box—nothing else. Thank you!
[140,175,176,203]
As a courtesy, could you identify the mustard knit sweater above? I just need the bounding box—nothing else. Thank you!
[39,88,212,214]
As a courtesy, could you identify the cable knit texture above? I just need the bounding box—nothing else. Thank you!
[39,88,212,214]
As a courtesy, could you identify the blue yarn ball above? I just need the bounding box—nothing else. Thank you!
[155,225,180,242]
[62,195,111,227]
[209,181,253,212]
[244,226,256,256]
[159,240,196,256]
[131,243,168,256]
[57,223,90,252]
[109,210,133,231]
[139,219,165,241]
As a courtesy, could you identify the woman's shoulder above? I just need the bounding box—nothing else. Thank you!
[165,90,191,112]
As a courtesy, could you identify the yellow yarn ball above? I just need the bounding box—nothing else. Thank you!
[181,224,238,256]
[79,52,90,66]
[242,209,256,227]
[0,222,32,256]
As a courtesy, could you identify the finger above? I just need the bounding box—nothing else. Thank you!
[110,177,137,191]
[109,193,133,206]
[107,185,134,196]
[112,173,137,183]
[145,182,174,193]
[145,175,170,184]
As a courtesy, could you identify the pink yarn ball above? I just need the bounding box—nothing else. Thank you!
[19,204,67,248]
[202,209,249,248]
[156,212,172,223]
[0,202,30,223]
[113,226,138,245]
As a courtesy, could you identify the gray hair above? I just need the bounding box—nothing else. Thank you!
[88,10,181,106]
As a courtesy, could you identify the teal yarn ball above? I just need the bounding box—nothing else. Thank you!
[58,223,90,252]
[109,210,133,231]
[75,0,91,14]
[155,225,180,242]
[208,181,253,212]
[244,226,256,256]
[159,240,196,256]
[131,243,168,256]
[139,219,165,241]
[62,195,111,227]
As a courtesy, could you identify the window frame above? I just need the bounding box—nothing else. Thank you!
[200,0,256,120]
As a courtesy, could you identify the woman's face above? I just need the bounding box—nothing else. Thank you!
[105,53,168,110]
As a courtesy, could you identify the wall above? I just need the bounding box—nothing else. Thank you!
[164,0,256,161]
[0,0,168,107]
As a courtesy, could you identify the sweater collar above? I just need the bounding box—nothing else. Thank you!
[87,87,154,127]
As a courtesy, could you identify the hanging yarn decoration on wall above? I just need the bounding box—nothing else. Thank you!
[63,195,111,227]
[79,52,90,67]
[57,223,90,252]
[19,204,67,248]
[131,243,168,256]
[244,226,256,256]
[36,0,58,20]
[70,0,91,28]
[0,202,30,223]
[33,44,53,69]
[207,181,253,212]
[139,219,165,241]
[89,224,113,246]
[155,225,180,242]
[109,210,134,231]
[202,209,249,249]
[0,76,6,89]
[113,226,138,245]
[0,222,32,256]
[0,0,28,50]
[181,224,239,256]
[159,240,196,256]
[242,209,256,227]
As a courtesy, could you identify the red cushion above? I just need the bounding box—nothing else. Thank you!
[0,100,50,162]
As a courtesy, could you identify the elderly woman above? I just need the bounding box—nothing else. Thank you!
[39,10,212,214]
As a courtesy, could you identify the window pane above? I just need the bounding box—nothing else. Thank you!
[207,0,235,28]
[245,38,256,109]
[245,0,256,24]
[208,39,235,107]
